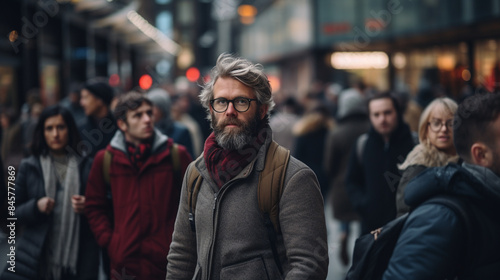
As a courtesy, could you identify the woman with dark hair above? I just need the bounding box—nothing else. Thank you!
[2,105,99,280]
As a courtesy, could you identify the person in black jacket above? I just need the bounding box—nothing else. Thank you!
[1,105,99,280]
[78,78,117,158]
[345,92,415,235]
[383,92,500,279]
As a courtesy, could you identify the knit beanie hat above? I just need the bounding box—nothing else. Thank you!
[147,88,172,115]
[83,79,114,107]
[337,90,367,120]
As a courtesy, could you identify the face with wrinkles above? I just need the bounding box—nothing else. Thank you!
[210,77,267,150]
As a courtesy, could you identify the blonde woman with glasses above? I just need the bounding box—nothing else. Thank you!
[396,97,460,217]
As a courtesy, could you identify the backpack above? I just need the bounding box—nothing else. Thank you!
[102,143,182,189]
[345,195,474,280]
[186,140,290,273]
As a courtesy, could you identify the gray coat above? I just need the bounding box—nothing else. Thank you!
[166,132,329,280]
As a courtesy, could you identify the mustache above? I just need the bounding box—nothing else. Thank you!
[220,118,245,127]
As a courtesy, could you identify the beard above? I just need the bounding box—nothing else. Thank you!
[212,111,261,150]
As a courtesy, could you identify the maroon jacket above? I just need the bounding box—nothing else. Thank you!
[85,130,192,279]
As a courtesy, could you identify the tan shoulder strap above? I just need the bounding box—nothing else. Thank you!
[258,140,291,234]
[103,150,113,185]
[187,166,202,232]
[171,143,180,174]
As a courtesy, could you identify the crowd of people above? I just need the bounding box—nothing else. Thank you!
[0,53,499,279]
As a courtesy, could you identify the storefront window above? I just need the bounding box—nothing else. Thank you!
[0,66,17,109]
[475,39,500,92]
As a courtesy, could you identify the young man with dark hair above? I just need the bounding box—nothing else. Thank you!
[345,92,415,235]
[85,91,192,279]
[383,93,500,279]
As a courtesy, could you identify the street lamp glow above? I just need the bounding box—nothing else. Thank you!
[330,52,389,69]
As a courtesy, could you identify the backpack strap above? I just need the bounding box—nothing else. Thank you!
[258,140,290,234]
[103,150,113,186]
[258,140,290,275]
[187,167,202,232]
[422,195,476,274]
[171,143,181,187]
[356,133,368,164]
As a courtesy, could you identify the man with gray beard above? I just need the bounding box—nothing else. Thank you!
[166,54,329,280]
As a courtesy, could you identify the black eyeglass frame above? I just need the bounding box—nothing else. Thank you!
[209,97,258,113]
[427,119,454,132]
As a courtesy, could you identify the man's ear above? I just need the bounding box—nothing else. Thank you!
[259,105,269,120]
[117,118,128,132]
[470,142,493,168]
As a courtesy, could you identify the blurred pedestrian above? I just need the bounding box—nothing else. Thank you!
[293,104,334,199]
[1,105,99,280]
[21,101,43,155]
[85,92,191,279]
[269,96,301,153]
[171,93,204,157]
[79,78,117,158]
[383,93,500,279]
[0,108,24,170]
[396,98,459,217]
[148,87,195,158]
[60,83,86,126]
[345,92,415,235]
[324,91,370,266]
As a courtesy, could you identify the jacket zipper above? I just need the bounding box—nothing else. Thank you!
[206,190,220,279]
[204,164,254,278]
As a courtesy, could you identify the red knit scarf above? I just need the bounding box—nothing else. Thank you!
[204,126,267,188]
[126,140,152,169]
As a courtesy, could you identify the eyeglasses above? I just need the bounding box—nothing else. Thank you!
[210,97,257,113]
[428,119,453,132]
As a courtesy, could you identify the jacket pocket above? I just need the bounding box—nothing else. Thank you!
[220,256,274,280]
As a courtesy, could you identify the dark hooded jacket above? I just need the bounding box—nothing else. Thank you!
[345,121,414,235]
[383,163,500,280]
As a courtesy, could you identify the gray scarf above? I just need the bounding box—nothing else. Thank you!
[40,154,80,279]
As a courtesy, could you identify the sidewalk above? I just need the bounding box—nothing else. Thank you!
[324,200,360,280]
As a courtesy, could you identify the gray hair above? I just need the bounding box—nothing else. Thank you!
[199,53,275,122]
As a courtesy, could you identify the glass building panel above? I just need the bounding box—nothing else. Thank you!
[156,11,173,38]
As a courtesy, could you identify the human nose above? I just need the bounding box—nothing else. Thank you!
[225,101,237,115]
[440,122,449,131]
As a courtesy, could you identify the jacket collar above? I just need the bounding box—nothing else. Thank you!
[369,119,412,145]
[405,163,500,208]
[462,162,500,196]
[110,128,168,154]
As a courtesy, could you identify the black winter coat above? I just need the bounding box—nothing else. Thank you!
[383,163,500,279]
[1,155,99,280]
[345,122,414,235]
[78,113,117,158]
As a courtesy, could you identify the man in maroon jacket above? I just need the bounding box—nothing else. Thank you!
[85,91,192,279]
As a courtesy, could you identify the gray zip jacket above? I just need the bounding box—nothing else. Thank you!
[166,132,329,280]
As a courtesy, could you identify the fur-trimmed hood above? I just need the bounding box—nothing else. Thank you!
[398,143,459,170]
[292,113,335,137]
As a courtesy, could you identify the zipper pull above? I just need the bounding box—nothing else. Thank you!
[213,193,218,210]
